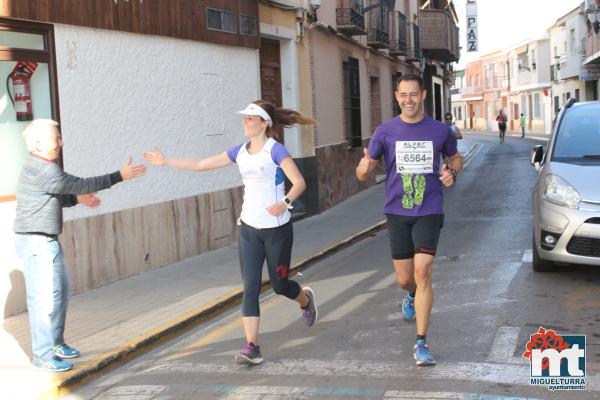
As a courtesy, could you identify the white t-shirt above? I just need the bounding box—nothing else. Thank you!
[227,137,291,229]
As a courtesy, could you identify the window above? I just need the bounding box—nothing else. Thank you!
[554,96,560,114]
[569,28,575,54]
[474,104,481,117]
[0,21,58,202]
[343,57,362,148]
[533,93,541,119]
[575,88,580,101]
[207,8,236,33]
[566,92,571,100]
[370,76,381,132]
[392,72,401,116]
[492,63,498,88]
[457,106,462,120]
[240,15,257,36]
[484,64,490,89]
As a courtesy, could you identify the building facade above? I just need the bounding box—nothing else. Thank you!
[463,59,484,130]
[582,0,600,98]
[450,68,467,129]
[551,3,596,117]
[307,0,426,211]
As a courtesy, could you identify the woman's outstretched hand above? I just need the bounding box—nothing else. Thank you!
[143,147,166,166]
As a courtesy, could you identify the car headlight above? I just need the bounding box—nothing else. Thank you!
[543,174,580,209]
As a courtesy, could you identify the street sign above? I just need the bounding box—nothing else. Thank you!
[466,0,478,52]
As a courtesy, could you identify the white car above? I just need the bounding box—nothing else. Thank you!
[531,99,600,271]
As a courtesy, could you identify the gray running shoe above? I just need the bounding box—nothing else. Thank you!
[235,342,264,365]
[301,287,318,326]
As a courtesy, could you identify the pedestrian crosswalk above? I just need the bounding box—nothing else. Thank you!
[87,384,548,400]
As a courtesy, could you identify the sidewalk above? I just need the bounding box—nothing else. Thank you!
[1,141,474,400]
[462,129,550,142]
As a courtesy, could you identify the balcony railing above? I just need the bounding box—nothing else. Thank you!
[459,87,483,95]
[405,22,420,61]
[364,0,390,48]
[389,11,408,56]
[367,27,390,48]
[336,0,367,35]
[418,9,459,62]
[583,32,600,63]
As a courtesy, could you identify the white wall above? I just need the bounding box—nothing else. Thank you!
[52,24,260,220]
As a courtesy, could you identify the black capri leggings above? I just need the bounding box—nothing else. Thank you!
[239,221,301,317]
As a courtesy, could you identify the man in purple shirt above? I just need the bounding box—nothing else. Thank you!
[356,74,463,366]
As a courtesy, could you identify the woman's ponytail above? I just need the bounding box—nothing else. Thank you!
[252,99,317,142]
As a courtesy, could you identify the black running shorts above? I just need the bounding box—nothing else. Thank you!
[385,214,444,260]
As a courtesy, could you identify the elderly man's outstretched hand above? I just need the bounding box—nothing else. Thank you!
[77,192,101,208]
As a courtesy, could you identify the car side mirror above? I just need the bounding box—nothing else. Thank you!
[531,145,544,171]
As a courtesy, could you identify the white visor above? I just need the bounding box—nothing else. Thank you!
[237,103,273,127]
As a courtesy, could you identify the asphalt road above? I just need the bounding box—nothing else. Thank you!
[68,133,600,400]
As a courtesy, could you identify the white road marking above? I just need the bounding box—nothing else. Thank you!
[522,249,533,263]
[94,385,546,400]
[368,273,397,291]
[141,359,600,391]
[95,385,166,400]
[487,327,521,363]
[319,292,378,323]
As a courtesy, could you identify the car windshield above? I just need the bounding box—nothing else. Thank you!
[553,106,600,160]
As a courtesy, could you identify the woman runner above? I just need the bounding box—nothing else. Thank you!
[143,100,318,365]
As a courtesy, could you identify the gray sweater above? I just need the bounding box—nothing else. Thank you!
[13,154,122,235]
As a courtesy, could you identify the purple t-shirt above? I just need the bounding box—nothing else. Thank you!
[226,140,290,165]
[368,115,458,217]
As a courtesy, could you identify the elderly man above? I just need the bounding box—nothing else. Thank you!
[13,119,146,372]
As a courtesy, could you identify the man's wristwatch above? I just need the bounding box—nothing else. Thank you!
[450,168,458,181]
[283,196,293,210]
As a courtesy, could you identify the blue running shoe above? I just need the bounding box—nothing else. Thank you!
[53,343,80,359]
[402,293,415,321]
[414,339,436,366]
[35,356,73,372]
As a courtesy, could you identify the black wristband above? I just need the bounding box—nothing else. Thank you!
[450,168,457,180]
[109,171,123,185]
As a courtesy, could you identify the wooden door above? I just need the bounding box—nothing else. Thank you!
[259,38,283,141]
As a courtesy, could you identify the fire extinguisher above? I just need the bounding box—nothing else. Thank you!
[6,61,38,121]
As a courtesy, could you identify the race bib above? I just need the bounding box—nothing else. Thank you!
[395,141,434,174]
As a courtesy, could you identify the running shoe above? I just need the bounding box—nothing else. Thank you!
[53,343,80,359]
[235,342,264,365]
[301,287,318,326]
[401,293,415,321]
[414,339,436,366]
[35,356,73,372]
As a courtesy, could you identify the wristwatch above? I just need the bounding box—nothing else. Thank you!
[283,196,293,209]
[450,168,458,181]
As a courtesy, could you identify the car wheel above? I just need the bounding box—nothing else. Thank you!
[532,234,554,272]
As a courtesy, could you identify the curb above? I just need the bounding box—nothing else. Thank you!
[50,220,388,398]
